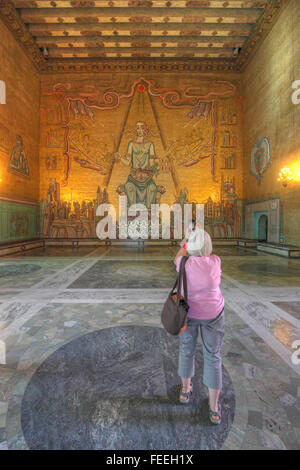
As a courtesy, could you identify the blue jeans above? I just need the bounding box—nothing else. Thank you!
[178,308,225,390]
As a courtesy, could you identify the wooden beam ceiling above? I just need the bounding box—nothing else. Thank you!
[0,0,291,73]
[11,0,266,60]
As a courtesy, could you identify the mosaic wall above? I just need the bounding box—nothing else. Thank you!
[0,18,40,204]
[242,0,300,246]
[0,200,39,243]
[0,17,40,242]
[39,73,243,239]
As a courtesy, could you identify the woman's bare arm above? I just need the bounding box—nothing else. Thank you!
[174,247,187,265]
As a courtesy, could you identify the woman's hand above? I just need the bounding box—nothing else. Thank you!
[180,237,187,247]
[185,228,192,239]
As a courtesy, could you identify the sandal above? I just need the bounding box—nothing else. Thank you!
[179,383,193,404]
[209,403,221,425]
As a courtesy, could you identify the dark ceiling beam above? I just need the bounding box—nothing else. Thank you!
[46,45,237,55]
[28,22,253,36]
[35,35,247,46]
[20,7,263,22]
[13,0,268,8]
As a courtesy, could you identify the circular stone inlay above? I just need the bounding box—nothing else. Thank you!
[0,264,41,277]
[21,326,235,450]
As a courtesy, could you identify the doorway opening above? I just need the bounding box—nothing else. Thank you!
[258,214,268,242]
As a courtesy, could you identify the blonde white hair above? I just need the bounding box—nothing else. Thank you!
[186,228,213,257]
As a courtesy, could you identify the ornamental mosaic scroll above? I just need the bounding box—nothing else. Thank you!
[250,137,271,185]
[41,78,237,186]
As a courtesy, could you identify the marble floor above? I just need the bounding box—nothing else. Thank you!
[0,245,300,450]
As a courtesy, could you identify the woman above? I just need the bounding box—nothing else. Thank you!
[174,228,225,425]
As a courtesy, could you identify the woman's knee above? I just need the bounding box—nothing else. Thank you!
[179,338,197,358]
[203,351,222,370]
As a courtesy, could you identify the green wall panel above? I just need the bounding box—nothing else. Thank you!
[0,200,39,243]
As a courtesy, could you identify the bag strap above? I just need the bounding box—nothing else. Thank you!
[171,256,188,305]
[179,256,189,304]
[170,276,178,296]
[171,256,189,305]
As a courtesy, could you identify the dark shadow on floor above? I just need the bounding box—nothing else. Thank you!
[21,325,235,450]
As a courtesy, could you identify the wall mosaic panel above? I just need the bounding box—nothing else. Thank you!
[0,200,39,243]
[39,74,244,239]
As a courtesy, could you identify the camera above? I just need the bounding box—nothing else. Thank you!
[188,219,196,232]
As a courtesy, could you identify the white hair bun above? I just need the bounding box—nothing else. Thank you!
[186,228,212,257]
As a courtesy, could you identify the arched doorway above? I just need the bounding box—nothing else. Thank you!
[258,214,268,242]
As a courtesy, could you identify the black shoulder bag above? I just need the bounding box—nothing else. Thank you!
[161,256,189,336]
